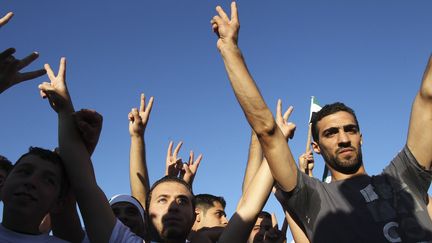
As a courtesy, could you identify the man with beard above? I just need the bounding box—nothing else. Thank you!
[146,176,196,243]
[211,2,432,242]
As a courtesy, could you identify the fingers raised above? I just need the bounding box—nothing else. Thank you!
[230,2,238,23]
[276,99,282,119]
[173,141,183,157]
[0,12,13,27]
[283,106,294,121]
[145,96,154,114]
[44,63,55,80]
[215,6,229,22]
[167,141,174,158]
[18,69,46,82]
[17,52,39,70]
[58,57,66,80]
[140,93,146,112]
[0,48,15,60]
[194,154,203,168]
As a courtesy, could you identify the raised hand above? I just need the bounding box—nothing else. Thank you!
[38,57,73,113]
[180,150,203,186]
[74,109,103,155]
[128,93,154,137]
[0,12,13,27]
[0,48,46,94]
[211,2,239,51]
[298,151,314,177]
[165,141,183,177]
[276,99,296,141]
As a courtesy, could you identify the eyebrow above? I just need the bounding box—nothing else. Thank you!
[322,123,358,134]
[177,195,190,201]
[215,209,226,216]
[43,170,59,179]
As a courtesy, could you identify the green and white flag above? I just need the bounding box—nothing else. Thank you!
[309,96,322,122]
[308,96,331,183]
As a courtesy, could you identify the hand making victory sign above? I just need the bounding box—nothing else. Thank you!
[0,12,45,94]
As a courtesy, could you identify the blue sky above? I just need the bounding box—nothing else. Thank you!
[1,0,431,241]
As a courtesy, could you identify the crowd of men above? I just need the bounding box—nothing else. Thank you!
[1,2,432,243]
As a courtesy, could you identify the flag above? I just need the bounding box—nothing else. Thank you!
[309,96,322,122]
[308,96,331,183]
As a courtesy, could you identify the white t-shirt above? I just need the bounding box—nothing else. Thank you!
[0,224,68,243]
[109,219,145,243]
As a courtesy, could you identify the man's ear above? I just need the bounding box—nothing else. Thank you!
[195,208,201,223]
[312,142,321,154]
[360,133,363,145]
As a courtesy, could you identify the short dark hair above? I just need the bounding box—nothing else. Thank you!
[0,155,13,175]
[258,211,271,219]
[195,194,226,214]
[146,175,195,213]
[14,147,69,198]
[146,176,195,241]
[311,102,360,142]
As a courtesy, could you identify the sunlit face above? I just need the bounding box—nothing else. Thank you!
[313,111,363,174]
[148,181,195,241]
[198,201,228,229]
[2,155,62,220]
[248,216,272,243]
[112,202,145,238]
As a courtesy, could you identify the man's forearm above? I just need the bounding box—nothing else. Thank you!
[58,111,116,243]
[220,44,276,137]
[130,135,150,207]
[242,132,263,194]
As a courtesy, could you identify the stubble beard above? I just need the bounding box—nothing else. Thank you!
[322,146,363,174]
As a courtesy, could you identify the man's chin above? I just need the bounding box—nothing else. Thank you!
[335,160,362,174]
[162,227,188,240]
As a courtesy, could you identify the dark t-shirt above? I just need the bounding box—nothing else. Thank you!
[275,146,432,243]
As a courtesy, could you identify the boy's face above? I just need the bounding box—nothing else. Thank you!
[197,201,228,229]
[149,181,195,241]
[2,154,63,219]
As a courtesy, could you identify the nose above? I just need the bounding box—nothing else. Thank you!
[167,200,180,212]
[118,215,129,224]
[337,131,351,147]
[221,216,228,225]
[23,176,37,190]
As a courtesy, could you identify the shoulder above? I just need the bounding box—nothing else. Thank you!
[109,219,145,243]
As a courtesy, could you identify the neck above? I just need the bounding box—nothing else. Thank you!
[330,165,367,181]
[2,208,42,235]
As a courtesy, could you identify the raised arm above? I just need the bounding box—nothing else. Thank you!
[215,100,295,243]
[407,56,432,170]
[129,93,153,208]
[212,2,298,192]
[39,58,117,242]
[49,109,102,242]
[242,131,263,194]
